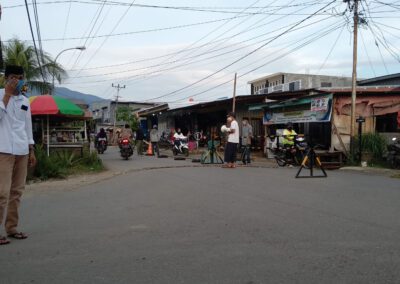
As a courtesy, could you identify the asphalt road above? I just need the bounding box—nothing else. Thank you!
[1,149,400,284]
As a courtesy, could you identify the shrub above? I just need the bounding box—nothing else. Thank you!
[362,133,386,159]
[352,133,387,164]
[79,151,103,171]
[32,146,67,180]
[30,146,104,181]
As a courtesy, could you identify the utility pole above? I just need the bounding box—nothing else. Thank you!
[349,0,359,155]
[232,73,237,113]
[112,83,125,128]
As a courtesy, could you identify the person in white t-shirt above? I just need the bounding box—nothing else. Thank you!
[223,112,239,168]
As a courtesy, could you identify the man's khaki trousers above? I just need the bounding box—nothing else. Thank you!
[0,153,28,234]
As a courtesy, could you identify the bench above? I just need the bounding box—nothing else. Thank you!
[315,150,344,169]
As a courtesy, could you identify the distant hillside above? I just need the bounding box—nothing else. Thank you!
[54,87,106,105]
[29,87,106,106]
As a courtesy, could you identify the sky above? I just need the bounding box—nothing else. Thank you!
[1,0,400,106]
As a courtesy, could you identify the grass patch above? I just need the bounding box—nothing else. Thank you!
[28,145,104,181]
[391,173,400,179]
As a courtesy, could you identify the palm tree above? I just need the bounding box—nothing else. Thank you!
[3,38,67,94]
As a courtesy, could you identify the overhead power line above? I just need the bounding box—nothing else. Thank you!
[144,0,337,102]
[61,0,73,44]
[4,0,335,14]
[68,16,336,80]
[316,24,345,74]
[63,1,340,74]
[169,21,346,103]
[170,20,346,103]
[24,0,46,84]
[120,0,339,88]
[63,14,338,85]
[12,15,251,42]
[72,0,136,76]
[69,0,107,70]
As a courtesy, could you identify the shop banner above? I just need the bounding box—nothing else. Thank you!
[263,94,332,125]
[311,96,329,111]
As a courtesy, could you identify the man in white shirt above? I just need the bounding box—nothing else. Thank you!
[0,65,36,245]
[224,112,239,168]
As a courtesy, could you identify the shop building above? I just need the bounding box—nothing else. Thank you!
[248,72,352,95]
[137,95,269,150]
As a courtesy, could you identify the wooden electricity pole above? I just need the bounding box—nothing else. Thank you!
[350,0,359,154]
[232,73,237,113]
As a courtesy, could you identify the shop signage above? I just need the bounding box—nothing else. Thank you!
[311,96,329,111]
[263,94,332,125]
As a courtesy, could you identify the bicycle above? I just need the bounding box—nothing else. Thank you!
[239,144,251,165]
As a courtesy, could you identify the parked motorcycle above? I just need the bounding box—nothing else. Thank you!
[119,139,133,160]
[387,137,400,169]
[96,137,107,154]
[173,138,189,157]
[159,131,173,149]
[270,136,307,167]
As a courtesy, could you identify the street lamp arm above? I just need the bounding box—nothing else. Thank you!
[54,46,86,63]
[52,46,85,94]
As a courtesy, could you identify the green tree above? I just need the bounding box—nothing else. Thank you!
[116,106,139,131]
[2,38,66,93]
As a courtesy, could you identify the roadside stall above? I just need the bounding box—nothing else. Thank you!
[262,94,333,145]
[257,93,344,167]
[29,95,89,156]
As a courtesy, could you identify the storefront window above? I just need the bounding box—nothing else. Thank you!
[376,112,399,133]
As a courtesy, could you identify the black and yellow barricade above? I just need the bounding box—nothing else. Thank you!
[296,145,328,178]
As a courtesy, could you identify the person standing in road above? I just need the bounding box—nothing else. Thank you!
[241,119,253,165]
[223,112,239,168]
[150,125,160,157]
[0,65,36,245]
[135,127,144,155]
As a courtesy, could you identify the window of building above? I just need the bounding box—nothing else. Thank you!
[376,113,399,132]
[321,82,332,88]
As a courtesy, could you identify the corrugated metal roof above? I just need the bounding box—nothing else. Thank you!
[358,73,400,85]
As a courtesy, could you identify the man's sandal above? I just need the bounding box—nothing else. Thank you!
[7,232,28,240]
[0,236,10,245]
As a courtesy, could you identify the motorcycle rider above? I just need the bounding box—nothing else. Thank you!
[118,124,134,158]
[282,122,297,161]
[119,124,133,142]
[174,128,185,139]
[282,122,297,147]
[173,128,187,150]
[95,128,107,149]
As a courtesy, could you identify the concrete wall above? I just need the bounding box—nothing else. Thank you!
[285,74,353,89]
[331,113,375,152]
[250,73,353,94]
